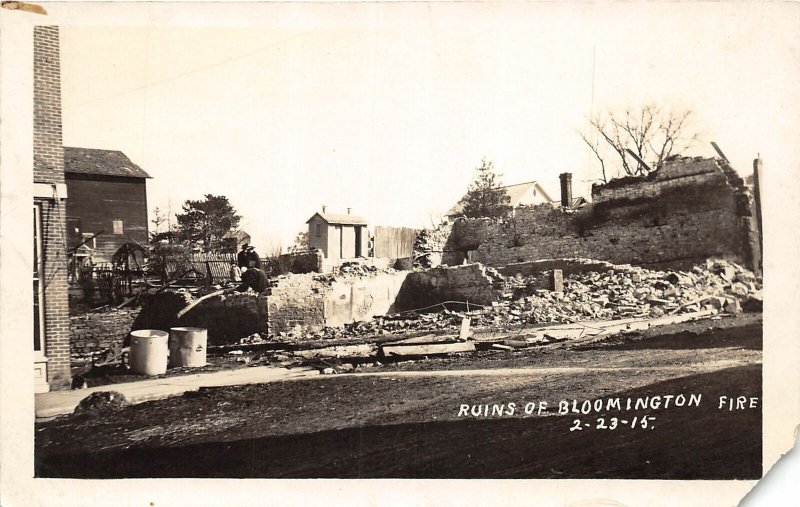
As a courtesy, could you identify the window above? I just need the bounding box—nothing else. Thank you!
[113,219,124,235]
[315,224,322,237]
[33,203,44,352]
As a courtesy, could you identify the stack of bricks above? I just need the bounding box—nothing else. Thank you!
[70,308,141,356]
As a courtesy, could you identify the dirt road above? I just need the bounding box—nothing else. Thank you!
[36,316,762,479]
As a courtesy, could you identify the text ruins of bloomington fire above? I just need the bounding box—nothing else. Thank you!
[459,394,703,417]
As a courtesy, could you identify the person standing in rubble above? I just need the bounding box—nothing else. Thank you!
[228,265,269,294]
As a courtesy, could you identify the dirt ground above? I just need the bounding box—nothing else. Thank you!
[38,314,761,479]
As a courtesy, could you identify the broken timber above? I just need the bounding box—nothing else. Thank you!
[293,344,375,359]
[381,341,476,357]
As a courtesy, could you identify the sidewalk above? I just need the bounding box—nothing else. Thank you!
[35,365,320,419]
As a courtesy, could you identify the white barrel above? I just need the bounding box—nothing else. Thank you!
[169,327,208,368]
[129,330,169,376]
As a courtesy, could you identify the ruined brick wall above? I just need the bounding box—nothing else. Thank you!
[275,250,323,275]
[70,308,141,356]
[444,158,756,272]
[34,26,71,389]
[265,275,328,333]
[394,264,501,311]
[265,270,410,334]
[134,291,267,346]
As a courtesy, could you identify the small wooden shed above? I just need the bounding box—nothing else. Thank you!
[306,210,368,260]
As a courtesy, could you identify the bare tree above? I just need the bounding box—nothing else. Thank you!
[581,104,699,182]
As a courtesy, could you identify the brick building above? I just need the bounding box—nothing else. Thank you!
[64,147,151,264]
[33,26,71,391]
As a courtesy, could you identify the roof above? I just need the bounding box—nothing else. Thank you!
[64,147,151,178]
[570,196,588,208]
[447,181,553,216]
[224,230,251,240]
[306,212,368,225]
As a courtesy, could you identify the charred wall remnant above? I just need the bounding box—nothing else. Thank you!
[437,157,759,273]
[264,270,410,334]
[71,308,141,356]
[133,291,267,346]
[394,263,504,311]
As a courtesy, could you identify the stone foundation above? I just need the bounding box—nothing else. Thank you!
[70,307,141,356]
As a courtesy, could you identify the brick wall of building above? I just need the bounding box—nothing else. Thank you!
[34,26,71,390]
[441,158,757,273]
[33,26,64,185]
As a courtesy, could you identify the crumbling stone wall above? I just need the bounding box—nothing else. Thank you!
[265,270,409,333]
[443,158,758,272]
[134,291,267,346]
[264,275,328,334]
[274,250,324,275]
[70,308,141,356]
[394,263,502,311]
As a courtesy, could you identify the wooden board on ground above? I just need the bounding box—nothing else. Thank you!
[385,334,458,345]
[382,341,476,357]
[293,344,376,359]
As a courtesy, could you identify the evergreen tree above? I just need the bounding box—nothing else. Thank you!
[175,194,242,251]
[461,159,513,219]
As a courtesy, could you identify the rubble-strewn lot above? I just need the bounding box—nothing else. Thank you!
[74,258,761,387]
[255,258,760,341]
[37,314,761,479]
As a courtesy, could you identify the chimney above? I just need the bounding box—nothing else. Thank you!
[559,172,573,207]
[321,205,327,213]
[347,207,352,215]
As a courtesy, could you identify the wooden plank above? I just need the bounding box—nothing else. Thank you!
[176,289,226,319]
[382,341,476,357]
[385,334,456,345]
[293,344,375,359]
[492,344,514,351]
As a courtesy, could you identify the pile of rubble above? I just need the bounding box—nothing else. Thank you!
[340,259,752,338]
[412,224,451,268]
[336,261,381,277]
[229,258,761,345]
[483,258,759,326]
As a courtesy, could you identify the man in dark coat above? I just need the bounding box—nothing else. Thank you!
[237,243,250,269]
[231,266,269,294]
[245,245,262,269]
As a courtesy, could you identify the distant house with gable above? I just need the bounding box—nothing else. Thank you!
[445,180,555,218]
[64,147,151,264]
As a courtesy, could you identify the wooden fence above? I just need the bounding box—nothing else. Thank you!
[374,226,418,259]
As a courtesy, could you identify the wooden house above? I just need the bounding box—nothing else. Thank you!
[64,147,151,264]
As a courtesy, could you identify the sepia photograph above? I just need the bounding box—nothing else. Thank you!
[2,1,799,505]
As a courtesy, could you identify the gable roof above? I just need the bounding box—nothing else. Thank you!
[447,181,553,216]
[306,212,368,225]
[64,147,151,179]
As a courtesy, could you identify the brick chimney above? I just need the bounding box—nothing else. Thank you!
[321,205,327,213]
[347,207,352,215]
[559,172,573,207]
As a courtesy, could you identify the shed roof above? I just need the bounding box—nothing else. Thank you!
[64,147,151,179]
[306,212,368,225]
[447,180,553,216]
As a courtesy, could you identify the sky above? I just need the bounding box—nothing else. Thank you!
[57,2,800,252]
